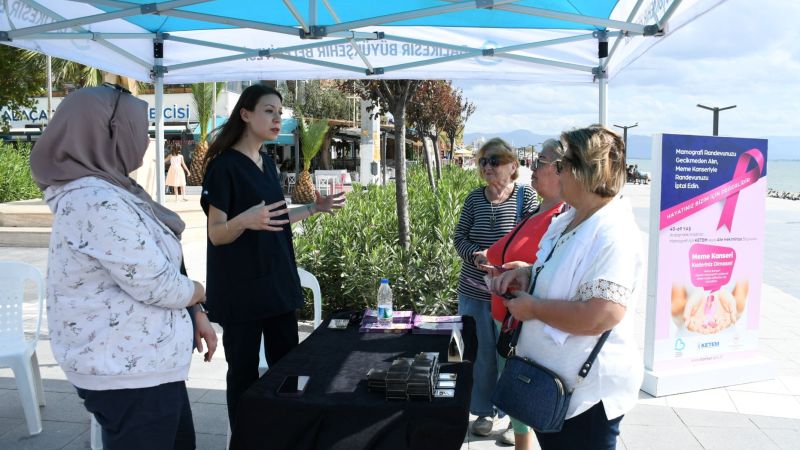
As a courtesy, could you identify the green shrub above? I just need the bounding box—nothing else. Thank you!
[293,164,482,319]
[0,143,41,203]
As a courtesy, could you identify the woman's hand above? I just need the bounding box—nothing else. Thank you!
[502,292,537,322]
[314,191,346,214]
[472,249,488,269]
[240,200,290,232]
[193,311,218,362]
[478,260,530,278]
[491,266,530,298]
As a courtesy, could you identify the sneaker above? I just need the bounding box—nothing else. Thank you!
[470,416,495,437]
[498,424,515,446]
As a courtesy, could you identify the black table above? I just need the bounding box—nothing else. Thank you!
[230,315,477,450]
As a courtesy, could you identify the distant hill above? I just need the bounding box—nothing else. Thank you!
[464,130,799,160]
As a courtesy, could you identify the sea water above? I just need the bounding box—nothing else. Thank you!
[628,159,800,193]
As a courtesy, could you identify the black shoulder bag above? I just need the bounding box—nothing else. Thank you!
[491,242,611,433]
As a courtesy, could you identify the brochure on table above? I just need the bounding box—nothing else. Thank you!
[643,133,774,396]
[360,310,462,335]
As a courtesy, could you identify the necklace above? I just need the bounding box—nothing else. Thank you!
[487,184,514,228]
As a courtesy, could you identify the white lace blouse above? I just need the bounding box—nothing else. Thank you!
[515,195,645,420]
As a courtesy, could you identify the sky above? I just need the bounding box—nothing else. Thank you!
[454,0,800,139]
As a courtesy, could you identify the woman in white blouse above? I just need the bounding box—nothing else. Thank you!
[492,125,644,450]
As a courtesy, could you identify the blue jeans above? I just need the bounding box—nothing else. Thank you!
[458,293,499,418]
[535,401,623,450]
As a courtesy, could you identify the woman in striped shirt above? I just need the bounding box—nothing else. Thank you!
[453,137,537,436]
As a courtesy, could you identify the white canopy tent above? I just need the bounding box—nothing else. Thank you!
[1,0,727,202]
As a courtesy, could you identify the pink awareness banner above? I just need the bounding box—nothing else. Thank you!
[659,149,765,230]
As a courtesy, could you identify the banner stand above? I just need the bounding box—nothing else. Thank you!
[642,133,774,397]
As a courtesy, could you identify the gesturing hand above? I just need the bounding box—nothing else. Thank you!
[242,200,290,232]
[314,191,346,214]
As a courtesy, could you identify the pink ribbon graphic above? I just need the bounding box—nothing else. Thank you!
[660,148,765,230]
[717,149,765,230]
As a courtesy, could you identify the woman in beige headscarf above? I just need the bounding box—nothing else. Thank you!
[30,85,216,450]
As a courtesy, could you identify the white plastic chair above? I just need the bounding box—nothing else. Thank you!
[91,416,102,449]
[258,267,322,374]
[0,261,46,435]
[315,175,336,196]
[286,173,296,194]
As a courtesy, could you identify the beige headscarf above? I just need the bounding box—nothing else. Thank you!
[30,85,185,236]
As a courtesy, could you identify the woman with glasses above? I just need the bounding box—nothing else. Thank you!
[479,138,567,448]
[453,137,537,437]
[200,84,344,428]
[492,126,644,449]
[30,85,216,449]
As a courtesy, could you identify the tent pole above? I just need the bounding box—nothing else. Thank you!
[595,30,609,126]
[599,74,607,126]
[154,36,166,204]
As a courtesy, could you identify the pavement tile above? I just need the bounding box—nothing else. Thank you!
[187,387,209,403]
[619,424,703,450]
[746,414,800,430]
[689,426,780,450]
[779,375,800,395]
[196,432,230,450]
[38,391,91,424]
[190,401,229,436]
[59,429,93,450]
[624,404,684,427]
[0,417,25,438]
[674,408,754,428]
[0,420,87,450]
[196,388,227,405]
[726,379,791,395]
[664,389,738,413]
[759,428,800,450]
[728,391,800,419]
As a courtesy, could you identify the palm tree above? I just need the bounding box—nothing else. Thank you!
[20,51,148,94]
[188,82,224,185]
[292,117,330,204]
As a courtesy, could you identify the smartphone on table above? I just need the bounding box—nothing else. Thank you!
[276,375,310,397]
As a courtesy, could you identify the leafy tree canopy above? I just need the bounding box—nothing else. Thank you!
[0,47,46,132]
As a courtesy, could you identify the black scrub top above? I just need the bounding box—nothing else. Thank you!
[201,149,303,324]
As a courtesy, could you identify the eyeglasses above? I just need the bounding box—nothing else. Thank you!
[554,156,573,175]
[103,83,131,139]
[479,156,503,168]
[532,158,557,171]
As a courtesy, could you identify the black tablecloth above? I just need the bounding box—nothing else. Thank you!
[230,315,477,450]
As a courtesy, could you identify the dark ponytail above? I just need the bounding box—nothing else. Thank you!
[203,84,283,174]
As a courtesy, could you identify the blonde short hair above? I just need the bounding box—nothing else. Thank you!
[476,137,519,181]
[560,126,626,198]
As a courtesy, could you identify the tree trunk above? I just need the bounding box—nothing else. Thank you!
[421,136,437,192]
[449,136,456,160]
[394,104,410,250]
[319,129,333,169]
[432,134,442,179]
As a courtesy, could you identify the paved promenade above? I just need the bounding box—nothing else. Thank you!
[1,180,799,449]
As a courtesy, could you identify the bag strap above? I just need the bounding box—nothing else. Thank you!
[515,184,524,224]
[506,237,612,382]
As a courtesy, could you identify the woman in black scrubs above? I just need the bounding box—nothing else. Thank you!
[200,84,345,427]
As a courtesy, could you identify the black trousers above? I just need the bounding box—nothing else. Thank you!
[222,310,299,427]
[535,401,623,450]
[76,381,195,450]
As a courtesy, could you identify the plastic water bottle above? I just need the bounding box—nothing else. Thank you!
[377,278,393,325]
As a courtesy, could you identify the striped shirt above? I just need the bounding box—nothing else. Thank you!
[454,184,538,300]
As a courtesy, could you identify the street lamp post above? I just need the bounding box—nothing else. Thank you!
[697,104,737,136]
[613,122,638,150]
